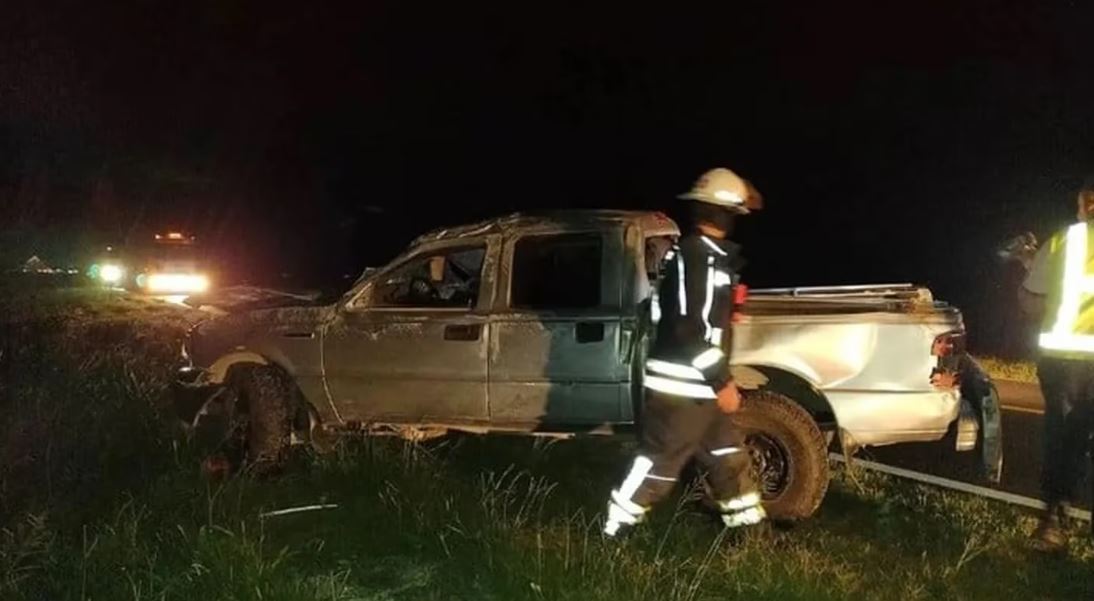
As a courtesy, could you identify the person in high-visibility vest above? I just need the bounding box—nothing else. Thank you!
[603,168,764,537]
[1018,178,1094,553]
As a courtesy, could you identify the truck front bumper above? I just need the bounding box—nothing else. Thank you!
[173,366,222,429]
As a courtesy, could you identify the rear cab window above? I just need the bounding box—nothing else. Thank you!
[510,233,603,310]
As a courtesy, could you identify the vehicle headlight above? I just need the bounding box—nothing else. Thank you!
[100,264,124,284]
[145,273,210,294]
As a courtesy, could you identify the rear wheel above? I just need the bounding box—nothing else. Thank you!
[731,390,830,521]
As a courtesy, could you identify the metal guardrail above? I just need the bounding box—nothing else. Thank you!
[830,453,1092,522]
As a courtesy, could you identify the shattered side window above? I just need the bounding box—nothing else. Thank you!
[372,246,486,309]
[644,236,674,280]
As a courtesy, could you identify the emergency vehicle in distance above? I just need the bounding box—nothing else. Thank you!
[91,231,211,295]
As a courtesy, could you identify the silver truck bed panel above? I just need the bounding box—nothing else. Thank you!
[732,311,963,446]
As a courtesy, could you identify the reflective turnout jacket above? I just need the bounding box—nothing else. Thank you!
[1034,221,1094,358]
[646,234,741,398]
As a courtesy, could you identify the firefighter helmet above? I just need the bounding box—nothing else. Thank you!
[678,168,763,213]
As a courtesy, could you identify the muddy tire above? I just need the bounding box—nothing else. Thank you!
[731,390,829,521]
[234,365,295,472]
[194,364,295,477]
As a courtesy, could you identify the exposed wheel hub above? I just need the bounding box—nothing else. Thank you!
[747,432,792,498]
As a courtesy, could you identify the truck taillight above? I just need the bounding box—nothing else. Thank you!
[734,284,749,306]
[932,331,966,357]
[930,330,965,389]
[731,284,749,324]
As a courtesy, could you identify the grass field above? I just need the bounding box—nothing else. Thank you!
[1,284,1091,600]
[975,356,1039,385]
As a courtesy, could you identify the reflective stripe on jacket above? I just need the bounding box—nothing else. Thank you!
[646,234,740,397]
[1039,222,1094,358]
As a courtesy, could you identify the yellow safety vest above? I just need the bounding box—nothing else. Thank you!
[1039,222,1094,357]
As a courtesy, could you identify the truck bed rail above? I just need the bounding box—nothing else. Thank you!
[745,284,952,316]
[750,283,920,298]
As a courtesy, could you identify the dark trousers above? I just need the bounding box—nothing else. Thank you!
[630,390,756,508]
[1037,357,1094,508]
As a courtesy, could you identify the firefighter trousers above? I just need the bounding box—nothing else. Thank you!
[1037,357,1094,511]
[627,390,757,508]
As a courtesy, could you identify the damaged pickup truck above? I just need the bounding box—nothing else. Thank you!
[176,210,1002,520]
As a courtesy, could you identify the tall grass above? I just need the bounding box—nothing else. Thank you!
[5,433,1092,600]
[0,288,201,526]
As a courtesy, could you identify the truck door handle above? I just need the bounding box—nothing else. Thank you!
[575,321,605,343]
[444,323,481,341]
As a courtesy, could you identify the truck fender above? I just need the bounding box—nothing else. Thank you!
[733,364,838,431]
[206,350,270,385]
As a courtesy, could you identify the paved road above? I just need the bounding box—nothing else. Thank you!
[864,380,1093,511]
[993,379,1046,413]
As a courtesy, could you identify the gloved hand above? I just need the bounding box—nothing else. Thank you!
[716,382,741,414]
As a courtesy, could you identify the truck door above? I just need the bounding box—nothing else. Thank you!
[323,239,495,423]
[488,229,628,428]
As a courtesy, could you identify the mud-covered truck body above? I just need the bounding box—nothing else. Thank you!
[177,210,1001,518]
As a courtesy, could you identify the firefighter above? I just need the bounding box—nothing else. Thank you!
[1018,177,1094,552]
[603,167,765,537]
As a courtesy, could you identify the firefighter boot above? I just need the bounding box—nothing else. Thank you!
[717,491,767,529]
[1031,504,1068,554]
[603,491,649,538]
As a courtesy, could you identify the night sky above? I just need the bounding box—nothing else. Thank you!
[3,0,1094,354]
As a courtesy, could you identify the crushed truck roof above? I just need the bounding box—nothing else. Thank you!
[412,210,679,246]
